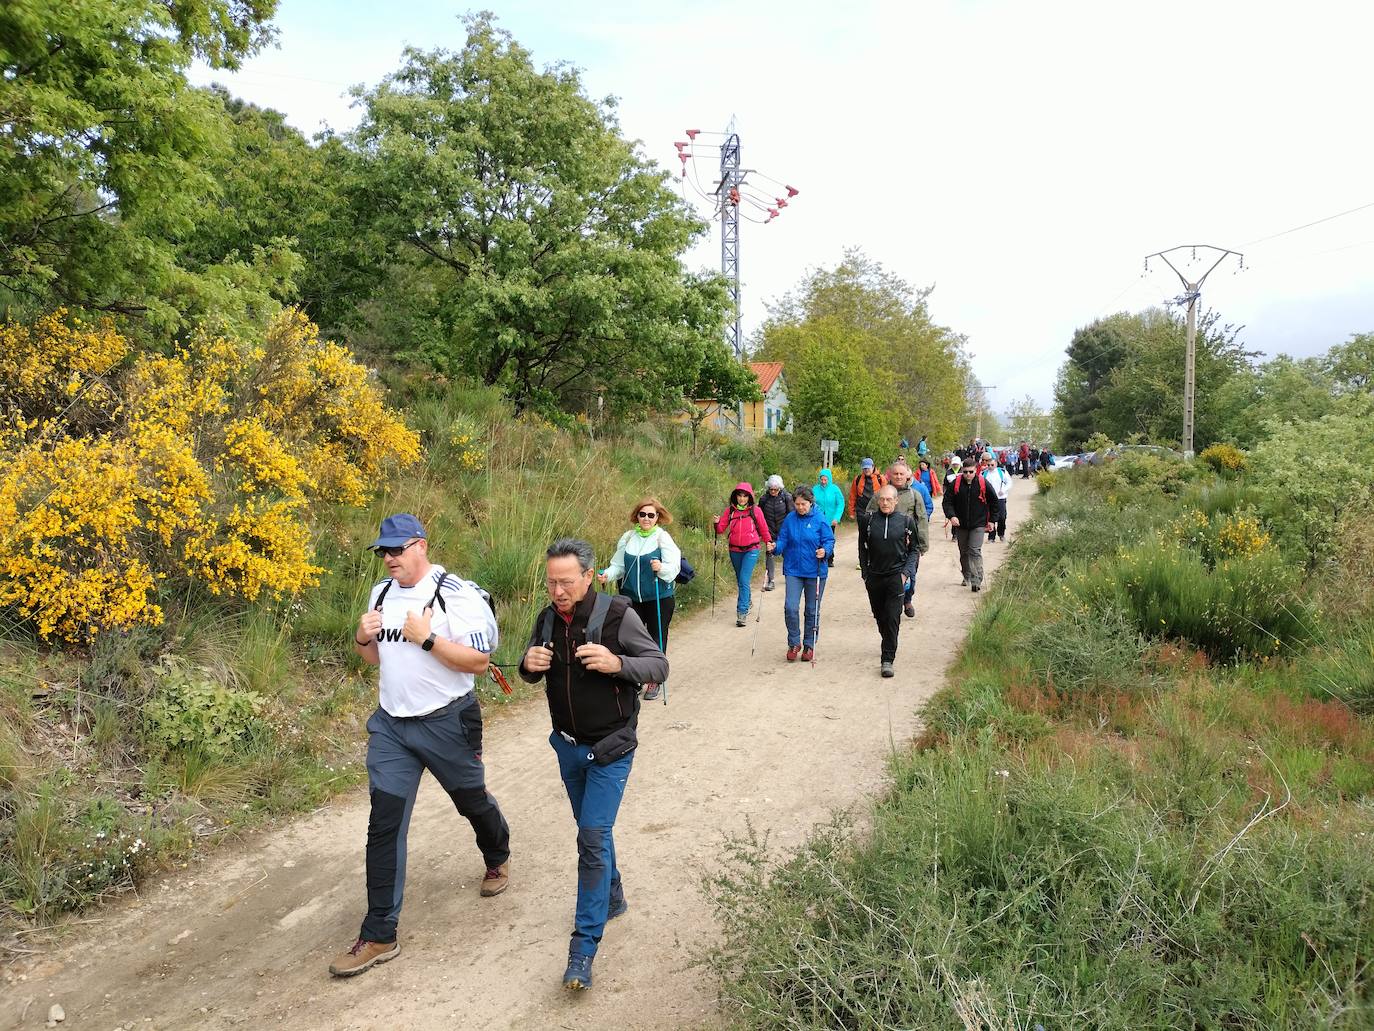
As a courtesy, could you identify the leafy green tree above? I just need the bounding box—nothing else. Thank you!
[1092,308,1253,448]
[781,319,897,469]
[1326,332,1374,394]
[1003,394,1056,446]
[755,249,971,450]
[0,0,279,327]
[1053,315,1131,451]
[1252,393,1374,569]
[345,14,728,416]
[1212,354,1334,447]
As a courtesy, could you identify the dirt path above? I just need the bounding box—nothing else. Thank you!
[4,490,1032,1030]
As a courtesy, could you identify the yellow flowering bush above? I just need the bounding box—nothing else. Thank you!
[1215,513,1272,559]
[0,308,420,642]
[1200,443,1247,474]
[449,415,488,473]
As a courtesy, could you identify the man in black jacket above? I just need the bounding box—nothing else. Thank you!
[857,486,920,678]
[942,461,996,591]
[520,538,668,992]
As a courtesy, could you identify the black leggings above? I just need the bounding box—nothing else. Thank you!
[630,596,675,652]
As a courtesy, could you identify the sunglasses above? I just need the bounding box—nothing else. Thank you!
[637,510,658,519]
[373,540,420,558]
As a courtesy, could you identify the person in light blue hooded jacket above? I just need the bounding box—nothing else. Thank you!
[811,468,846,569]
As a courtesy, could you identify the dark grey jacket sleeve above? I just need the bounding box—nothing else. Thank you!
[614,606,669,685]
[517,614,545,683]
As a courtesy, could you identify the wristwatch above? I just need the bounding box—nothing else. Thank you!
[421,632,436,652]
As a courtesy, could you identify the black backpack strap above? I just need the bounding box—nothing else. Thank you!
[585,591,614,646]
[372,579,394,611]
[539,606,555,646]
[428,571,448,612]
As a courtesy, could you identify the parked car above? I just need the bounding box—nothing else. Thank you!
[1051,453,1083,470]
[1104,444,1183,461]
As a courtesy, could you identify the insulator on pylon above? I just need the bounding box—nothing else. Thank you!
[729,187,740,205]
[674,141,688,150]
[686,129,700,139]
[776,198,788,208]
[768,208,779,218]
[785,185,799,197]
[679,152,689,166]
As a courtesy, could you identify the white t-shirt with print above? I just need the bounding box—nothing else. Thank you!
[366,564,499,717]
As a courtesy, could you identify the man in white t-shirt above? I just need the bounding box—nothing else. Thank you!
[981,452,1013,543]
[328,513,511,978]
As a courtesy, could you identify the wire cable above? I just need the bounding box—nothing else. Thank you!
[1243,200,1374,248]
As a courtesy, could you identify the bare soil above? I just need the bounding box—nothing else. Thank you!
[3,492,1030,1030]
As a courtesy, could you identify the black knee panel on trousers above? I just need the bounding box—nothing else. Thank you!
[448,786,511,866]
[365,788,408,932]
[448,786,491,816]
[576,826,608,891]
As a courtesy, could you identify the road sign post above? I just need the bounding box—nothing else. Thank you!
[821,438,839,468]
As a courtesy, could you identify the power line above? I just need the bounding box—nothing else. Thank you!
[1243,200,1374,247]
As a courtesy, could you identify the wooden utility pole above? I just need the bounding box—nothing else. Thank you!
[1143,245,1243,458]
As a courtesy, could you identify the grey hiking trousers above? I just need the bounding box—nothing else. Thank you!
[360,694,510,943]
[954,527,986,588]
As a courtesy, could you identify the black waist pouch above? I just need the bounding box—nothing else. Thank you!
[590,723,638,765]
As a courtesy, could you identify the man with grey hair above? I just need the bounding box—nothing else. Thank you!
[858,485,920,677]
[886,462,931,617]
[520,538,668,992]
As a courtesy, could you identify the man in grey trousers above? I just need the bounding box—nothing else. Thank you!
[329,513,511,978]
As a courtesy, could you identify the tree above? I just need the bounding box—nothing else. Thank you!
[1326,332,1374,394]
[0,0,279,327]
[782,319,897,469]
[1211,354,1334,447]
[1003,395,1056,445]
[1053,315,1131,451]
[345,14,729,417]
[754,249,972,451]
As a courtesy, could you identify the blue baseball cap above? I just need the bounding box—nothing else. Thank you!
[370,513,426,550]
[861,457,874,469]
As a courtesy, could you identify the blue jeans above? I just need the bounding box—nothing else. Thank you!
[729,548,760,617]
[549,732,633,957]
[783,575,822,647]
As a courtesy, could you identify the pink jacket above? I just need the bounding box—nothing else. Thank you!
[715,482,772,552]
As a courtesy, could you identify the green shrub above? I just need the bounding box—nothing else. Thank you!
[142,659,265,757]
[1034,468,1058,494]
[1068,542,1312,661]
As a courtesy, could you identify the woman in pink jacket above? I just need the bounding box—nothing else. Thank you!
[714,482,772,627]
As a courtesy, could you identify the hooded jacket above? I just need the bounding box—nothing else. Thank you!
[773,506,835,578]
[849,468,888,518]
[916,464,942,497]
[715,482,772,552]
[812,469,847,525]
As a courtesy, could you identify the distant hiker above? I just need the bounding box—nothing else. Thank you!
[900,436,911,450]
[598,497,679,701]
[714,482,772,627]
[942,460,996,592]
[885,463,931,618]
[1018,440,1031,478]
[848,458,887,520]
[982,452,1012,543]
[519,538,669,992]
[767,487,834,662]
[331,513,510,979]
[759,475,793,592]
[915,457,942,499]
[916,434,929,458]
[811,468,846,567]
[858,485,922,678]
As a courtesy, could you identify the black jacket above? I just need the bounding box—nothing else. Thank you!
[518,592,668,744]
[759,488,793,538]
[857,510,919,579]
[942,472,995,527]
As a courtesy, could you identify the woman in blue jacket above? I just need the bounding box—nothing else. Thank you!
[811,468,846,569]
[768,487,835,663]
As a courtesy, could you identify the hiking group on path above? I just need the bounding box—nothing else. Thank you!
[334,438,1011,995]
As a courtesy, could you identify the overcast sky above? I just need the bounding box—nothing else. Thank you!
[190,0,1374,414]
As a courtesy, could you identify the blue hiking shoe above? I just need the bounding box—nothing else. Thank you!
[608,896,628,921]
[563,951,594,991]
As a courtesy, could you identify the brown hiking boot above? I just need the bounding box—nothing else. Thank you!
[328,938,399,977]
[480,861,510,897]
